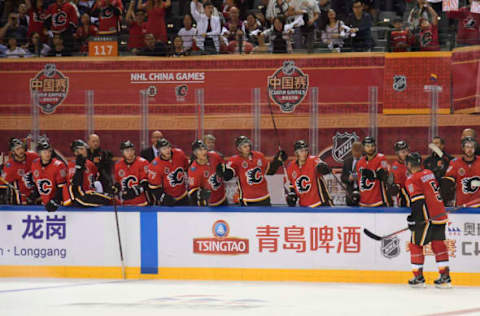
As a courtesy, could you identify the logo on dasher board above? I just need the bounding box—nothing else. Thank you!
[193,220,249,255]
[268,61,309,113]
[381,237,400,259]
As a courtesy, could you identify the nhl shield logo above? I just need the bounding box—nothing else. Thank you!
[332,132,359,163]
[393,75,407,92]
[30,63,69,114]
[267,61,309,113]
[381,237,400,259]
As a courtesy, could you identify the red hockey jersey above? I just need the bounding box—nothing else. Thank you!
[444,157,480,207]
[1,151,39,204]
[447,7,480,45]
[114,156,149,206]
[63,159,98,205]
[226,151,270,203]
[188,151,226,206]
[405,169,447,224]
[286,155,332,207]
[148,148,189,200]
[356,153,389,207]
[46,1,79,34]
[93,0,123,34]
[31,158,67,205]
[28,8,48,36]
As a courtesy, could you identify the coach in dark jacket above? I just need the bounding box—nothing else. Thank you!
[424,136,453,180]
[341,141,363,206]
[140,130,164,162]
[87,134,114,194]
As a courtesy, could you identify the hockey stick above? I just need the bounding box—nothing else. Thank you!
[266,89,291,193]
[363,198,480,241]
[428,143,443,158]
[112,196,126,279]
[328,170,348,193]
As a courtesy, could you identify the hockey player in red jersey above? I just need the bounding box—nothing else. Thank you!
[188,140,227,206]
[405,152,451,288]
[216,136,286,206]
[285,140,333,207]
[63,140,111,207]
[356,136,390,207]
[1,138,39,205]
[31,139,67,212]
[114,141,150,206]
[148,138,189,206]
[389,140,410,207]
[441,137,480,208]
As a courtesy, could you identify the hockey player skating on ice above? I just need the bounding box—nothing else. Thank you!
[356,136,390,207]
[405,152,451,288]
[63,140,111,207]
[114,141,150,206]
[285,140,333,207]
[389,140,410,207]
[188,140,227,207]
[216,136,286,206]
[148,138,190,206]
[441,137,480,208]
[31,139,67,212]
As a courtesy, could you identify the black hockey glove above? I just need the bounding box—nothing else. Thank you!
[122,185,144,200]
[361,168,376,181]
[274,150,288,162]
[407,214,416,231]
[316,162,330,175]
[196,188,211,206]
[286,190,298,207]
[45,199,61,212]
[376,169,388,181]
[75,155,86,170]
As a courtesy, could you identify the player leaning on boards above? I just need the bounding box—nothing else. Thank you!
[404,152,451,288]
[440,137,480,208]
[356,137,391,207]
[63,140,111,208]
[148,138,190,206]
[188,140,227,207]
[216,136,286,206]
[1,138,39,205]
[285,140,333,207]
[113,141,151,206]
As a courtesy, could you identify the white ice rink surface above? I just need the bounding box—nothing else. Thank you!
[1,278,480,316]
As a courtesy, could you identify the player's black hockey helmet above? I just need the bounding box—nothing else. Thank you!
[362,136,376,146]
[235,136,251,148]
[156,138,171,149]
[462,136,477,149]
[406,152,422,167]
[70,139,88,152]
[294,140,308,152]
[192,139,208,152]
[394,140,408,152]
[9,138,26,151]
[120,140,135,151]
[36,139,51,152]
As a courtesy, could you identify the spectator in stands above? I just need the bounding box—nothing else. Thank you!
[426,0,442,16]
[47,33,73,56]
[291,0,319,51]
[265,0,289,23]
[361,0,378,22]
[25,31,50,56]
[446,0,480,46]
[345,1,373,51]
[17,3,29,29]
[177,14,196,54]
[331,0,352,21]
[0,43,7,57]
[172,35,186,56]
[25,0,48,41]
[317,0,330,31]
[417,17,439,51]
[92,0,123,35]
[138,0,170,43]
[260,15,292,53]
[137,32,167,56]
[0,12,28,45]
[388,18,412,52]
[236,0,253,21]
[191,0,221,54]
[5,36,27,58]
[322,9,352,52]
[242,11,263,47]
[407,0,437,35]
[223,6,248,53]
[45,0,79,53]
[126,5,147,52]
[77,0,95,16]
[222,0,234,20]
[75,13,98,53]
[141,130,164,162]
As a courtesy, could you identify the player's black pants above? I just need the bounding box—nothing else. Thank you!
[241,197,271,207]
[411,223,446,246]
[67,185,111,207]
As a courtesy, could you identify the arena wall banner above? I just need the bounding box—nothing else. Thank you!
[1,206,479,286]
[452,46,480,113]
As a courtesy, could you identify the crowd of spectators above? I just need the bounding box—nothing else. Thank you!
[0,0,478,57]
